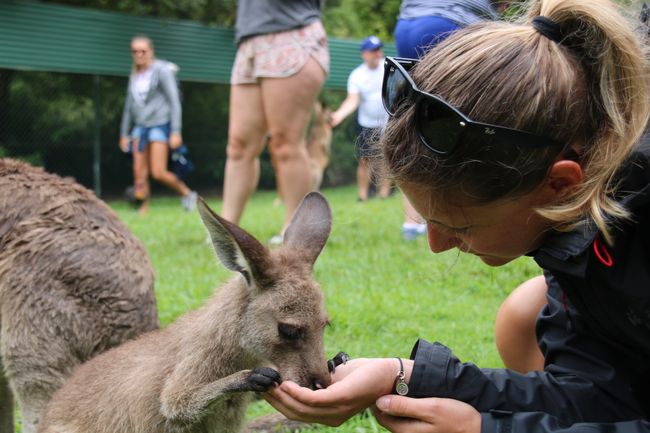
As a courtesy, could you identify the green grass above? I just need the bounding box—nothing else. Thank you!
[14,185,541,432]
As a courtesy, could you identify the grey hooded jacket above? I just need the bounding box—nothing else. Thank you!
[120,59,182,136]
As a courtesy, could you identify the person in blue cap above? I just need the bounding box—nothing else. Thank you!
[329,35,392,202]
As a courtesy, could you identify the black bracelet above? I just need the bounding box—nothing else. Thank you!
[395,357,409,395]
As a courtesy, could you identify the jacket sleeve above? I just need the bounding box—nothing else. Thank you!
[120,83,134,137]
[158,66,182,133]
[407,289,644,423]
[481,411,650,433]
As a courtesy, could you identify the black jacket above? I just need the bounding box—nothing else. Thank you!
[407,144,650,433]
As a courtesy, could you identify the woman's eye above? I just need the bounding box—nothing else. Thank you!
[278,323,303,340]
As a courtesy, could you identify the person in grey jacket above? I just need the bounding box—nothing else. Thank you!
[119,35,196,213]
[264,1,650,432]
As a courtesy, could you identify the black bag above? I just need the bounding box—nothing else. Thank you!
[170,144,195,179]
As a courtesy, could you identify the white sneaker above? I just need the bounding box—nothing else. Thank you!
[181,191,198,212]
[268,234,284,246]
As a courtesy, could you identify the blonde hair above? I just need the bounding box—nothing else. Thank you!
[379,0,650,244]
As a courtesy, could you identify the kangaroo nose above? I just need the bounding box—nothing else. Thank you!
[311,374,331,390]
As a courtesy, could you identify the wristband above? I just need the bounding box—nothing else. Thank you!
[394,358,409,395]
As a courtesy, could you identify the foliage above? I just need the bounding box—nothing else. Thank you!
[39,0,238,27]
[39,0,402,41]
[322,0,402,41]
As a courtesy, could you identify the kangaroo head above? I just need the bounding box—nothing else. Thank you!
[198,192,332,390]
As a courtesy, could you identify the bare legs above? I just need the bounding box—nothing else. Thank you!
[223,58,326,230]
[132,140,150,214]
[149,141,191,197]
[495,275,547,373]
[357,158,372,201]
[358,157,391,201]
[131,140,193,214]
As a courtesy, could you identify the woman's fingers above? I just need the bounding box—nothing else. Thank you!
[264,385,354,426]
[374,397,481,433]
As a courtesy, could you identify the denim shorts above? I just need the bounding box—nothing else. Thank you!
[130,123,171,152]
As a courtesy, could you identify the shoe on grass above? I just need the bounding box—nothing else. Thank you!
[181,191,198,212]
[268,234,284,246]
[402,223,427,241]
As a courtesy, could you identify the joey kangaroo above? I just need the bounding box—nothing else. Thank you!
[0,159,159,433]
[39,192,333,433]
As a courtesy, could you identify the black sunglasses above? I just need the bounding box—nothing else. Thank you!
[382,56,563,155]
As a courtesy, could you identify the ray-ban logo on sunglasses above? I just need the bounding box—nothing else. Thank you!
[484,128,496,135]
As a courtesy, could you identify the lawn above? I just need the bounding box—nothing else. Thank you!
[14,185,541,432]
[111,185,541,432]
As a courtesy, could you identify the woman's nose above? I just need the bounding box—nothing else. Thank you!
[427,225,459,253]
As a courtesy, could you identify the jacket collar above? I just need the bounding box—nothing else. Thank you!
[532,144,650,273]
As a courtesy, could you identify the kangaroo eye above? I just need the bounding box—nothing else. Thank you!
[278,323,303,340]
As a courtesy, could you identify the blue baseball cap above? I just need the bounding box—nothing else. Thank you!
[360,35,383,52]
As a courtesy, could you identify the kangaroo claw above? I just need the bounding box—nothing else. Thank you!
[327,351,351,373]
[246,367,281,392]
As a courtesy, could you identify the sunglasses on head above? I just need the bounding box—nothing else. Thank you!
[381,56,563,155]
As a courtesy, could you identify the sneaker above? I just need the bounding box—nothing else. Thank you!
[181,191,198,212]
[402,223,427,241]
[268,234,284,246]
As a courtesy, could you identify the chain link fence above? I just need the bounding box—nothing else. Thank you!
[0,68,358,199]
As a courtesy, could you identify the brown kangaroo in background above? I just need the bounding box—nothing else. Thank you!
[306,100,332,191]
[0,158,159,433]
[39,192,333,433]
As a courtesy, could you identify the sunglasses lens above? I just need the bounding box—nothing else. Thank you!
[416,98,464,154]
[384,64,412,116]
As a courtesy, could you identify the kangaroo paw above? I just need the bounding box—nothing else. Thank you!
[244,368,281,392]
[327,351,351,373]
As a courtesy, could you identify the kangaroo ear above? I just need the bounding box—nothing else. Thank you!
[282,192,332,266]
[197,197,271,287]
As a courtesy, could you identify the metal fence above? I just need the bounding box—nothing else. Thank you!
[0,68,358,199]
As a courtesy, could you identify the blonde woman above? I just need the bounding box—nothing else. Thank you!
[264,1,650,432]
[119,35,196,213]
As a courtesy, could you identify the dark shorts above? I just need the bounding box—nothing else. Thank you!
[395,16,461,58]
[355,126,381,158]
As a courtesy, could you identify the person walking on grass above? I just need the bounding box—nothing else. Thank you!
[329,36,392,202]
[221,0,329,245]
[119,35,197,214]
[264,0,650,432]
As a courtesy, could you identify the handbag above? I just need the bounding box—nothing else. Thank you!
[170,144,195,179]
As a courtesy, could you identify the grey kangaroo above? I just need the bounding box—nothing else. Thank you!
[38,192,333,433]
[0,159,159,433]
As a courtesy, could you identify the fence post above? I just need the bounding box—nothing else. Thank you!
[93,74,102,197]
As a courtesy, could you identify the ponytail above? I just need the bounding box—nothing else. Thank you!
[379,0,650,245]
[525,0,650,243]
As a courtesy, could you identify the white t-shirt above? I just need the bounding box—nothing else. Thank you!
[347,60,388,129]
[132,68,153,105]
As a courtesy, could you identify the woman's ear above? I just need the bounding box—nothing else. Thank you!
[545,160,583,195]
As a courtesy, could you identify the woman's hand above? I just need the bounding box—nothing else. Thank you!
[372,396,481,433]
[119,135,130,152]
[169,132,182,149]
[264,358,402,427]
